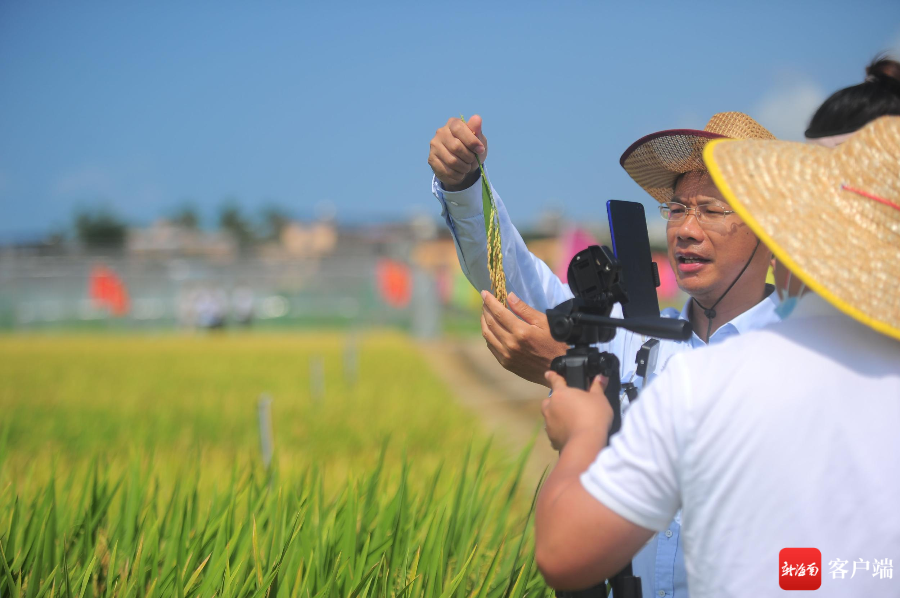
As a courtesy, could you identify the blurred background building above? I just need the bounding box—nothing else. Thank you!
[0,207,680,333]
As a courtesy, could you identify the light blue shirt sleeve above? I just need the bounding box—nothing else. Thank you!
[630,521,688,598]
[432,173,573,312]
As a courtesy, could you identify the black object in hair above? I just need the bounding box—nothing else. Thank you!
[805,54,900,138]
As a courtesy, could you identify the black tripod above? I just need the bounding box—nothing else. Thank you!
[546,246,691,598]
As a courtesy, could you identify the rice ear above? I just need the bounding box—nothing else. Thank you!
[486,199,507,306]
[460,115,508,306]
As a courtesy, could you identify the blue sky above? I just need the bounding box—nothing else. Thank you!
[1,1,899,239]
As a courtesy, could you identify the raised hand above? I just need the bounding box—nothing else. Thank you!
[428,115,488,191]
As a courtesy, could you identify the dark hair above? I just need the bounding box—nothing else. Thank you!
[805,54,900,138]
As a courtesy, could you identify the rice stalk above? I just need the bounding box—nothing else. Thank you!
[461,115,508,306]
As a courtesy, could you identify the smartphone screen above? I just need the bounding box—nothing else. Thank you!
[606,200,661,319]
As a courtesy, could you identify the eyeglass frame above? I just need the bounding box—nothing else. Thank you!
[658,201,736,225]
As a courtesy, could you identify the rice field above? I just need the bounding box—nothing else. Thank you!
[0,333,550,598]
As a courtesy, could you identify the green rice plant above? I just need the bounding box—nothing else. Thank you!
[0,333,552,597]
[460,115,507,306]
[0,441,550,598]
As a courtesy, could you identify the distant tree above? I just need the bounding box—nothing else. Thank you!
[170,204,200,229]
[260,205,292,241]
[74,207,127,250]
[218,202,255,248]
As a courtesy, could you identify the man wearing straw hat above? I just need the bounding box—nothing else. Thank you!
[430,112,780,382]
[534,116,900,597]
[430,112,780,597]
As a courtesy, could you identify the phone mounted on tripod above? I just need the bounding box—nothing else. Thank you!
[546,244,691,598]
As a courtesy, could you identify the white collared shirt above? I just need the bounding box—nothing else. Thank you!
[581,294,900,597]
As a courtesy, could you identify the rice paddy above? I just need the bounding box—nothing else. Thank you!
[0,333,550,598]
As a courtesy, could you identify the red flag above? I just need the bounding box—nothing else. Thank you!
[89,265,130,316]
[376,259,412,308]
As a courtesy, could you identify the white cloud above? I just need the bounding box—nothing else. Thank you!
[753,31,900,142]
[752,77,827,142]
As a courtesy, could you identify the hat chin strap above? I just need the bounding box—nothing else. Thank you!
[691,239,761,342]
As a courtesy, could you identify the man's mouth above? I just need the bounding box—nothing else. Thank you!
[676,254,711,273]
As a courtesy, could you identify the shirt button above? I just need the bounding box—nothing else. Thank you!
[665,530,673,538]
[658,591,666,597]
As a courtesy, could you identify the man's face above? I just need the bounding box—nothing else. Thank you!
[666,171,768,302]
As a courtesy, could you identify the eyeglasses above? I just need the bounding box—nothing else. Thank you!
[658,201,736,224]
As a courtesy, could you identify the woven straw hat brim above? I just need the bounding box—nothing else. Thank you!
[620,130,727,203]
[703,116,900,341]
[621,112,776,203]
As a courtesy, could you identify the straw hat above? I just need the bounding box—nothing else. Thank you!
[620,112,776,203]
[703,115,900,341]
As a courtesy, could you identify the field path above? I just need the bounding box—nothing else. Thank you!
[419,338,557,487]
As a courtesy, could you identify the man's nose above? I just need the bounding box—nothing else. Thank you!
[674,212,704,241]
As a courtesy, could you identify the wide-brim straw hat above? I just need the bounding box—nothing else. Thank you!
[620,112,776,203]
[703,115,900,341]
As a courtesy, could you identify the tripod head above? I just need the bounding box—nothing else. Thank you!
[547,245,626,346]
[547,245,691,350]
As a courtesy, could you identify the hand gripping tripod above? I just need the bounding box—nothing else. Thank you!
[546,246,691,598]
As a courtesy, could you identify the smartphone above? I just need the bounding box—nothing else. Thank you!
[606,200,661,319]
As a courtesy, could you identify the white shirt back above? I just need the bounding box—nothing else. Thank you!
[581,294,900,597]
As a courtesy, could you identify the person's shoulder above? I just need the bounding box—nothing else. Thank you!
[663,327,790,401]
[649,333,772,416]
